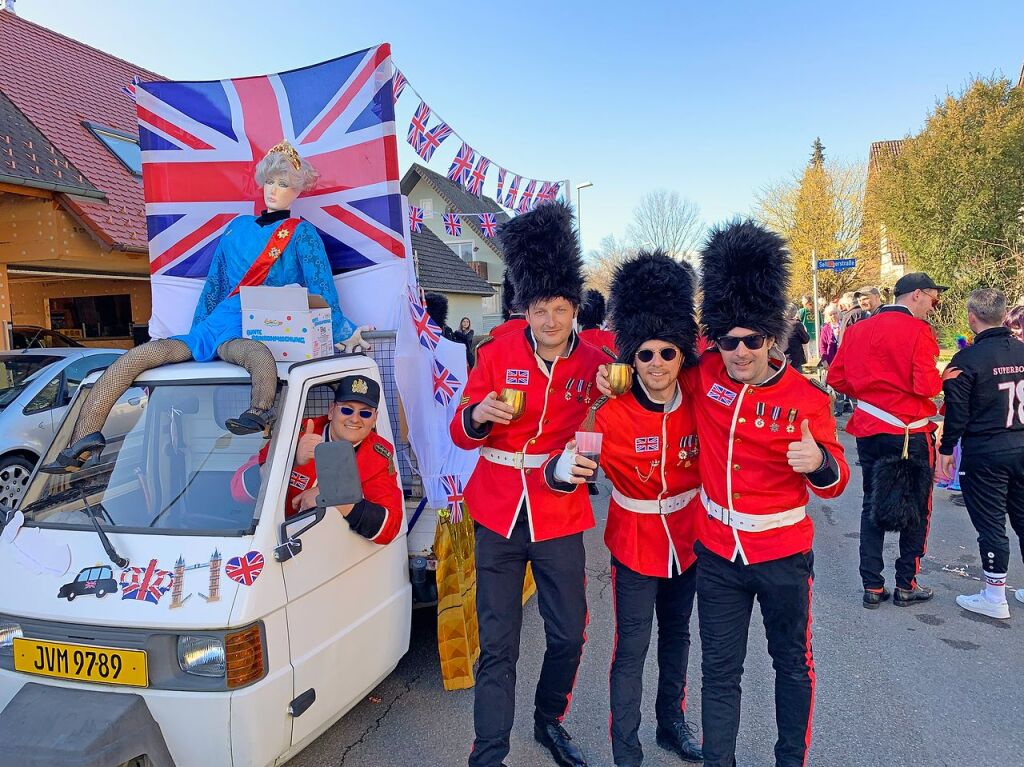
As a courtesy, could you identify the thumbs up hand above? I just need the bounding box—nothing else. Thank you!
[787,419,825,474]
[296,418,324,465]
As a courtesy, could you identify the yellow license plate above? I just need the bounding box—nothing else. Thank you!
[13,638,148,688]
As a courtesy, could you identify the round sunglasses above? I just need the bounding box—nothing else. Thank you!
[338,405,375,419]
[716,333,768,352]
[635,347,679,363]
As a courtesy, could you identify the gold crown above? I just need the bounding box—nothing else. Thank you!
[351,378,369,395]
[265,140,302,171]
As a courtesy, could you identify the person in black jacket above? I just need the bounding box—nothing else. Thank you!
[938,288,1024,619]
[783,304,810,370]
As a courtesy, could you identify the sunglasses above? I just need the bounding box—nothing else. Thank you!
[716,333,768,352]
[635,347,679,363]
[338,405,375,419]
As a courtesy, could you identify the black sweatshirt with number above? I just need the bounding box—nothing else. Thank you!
[940,327,1024,455]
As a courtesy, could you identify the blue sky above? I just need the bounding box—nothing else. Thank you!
[17,0,1024,253]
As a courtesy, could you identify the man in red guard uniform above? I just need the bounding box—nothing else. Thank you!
[828,272,945,608]
[563,252,703,766]
[578,288,618,357]
[451,202,606,767]
[231,375,402,544]
[686,222,849,767]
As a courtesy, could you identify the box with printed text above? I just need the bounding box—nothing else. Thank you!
[240,285,334,362]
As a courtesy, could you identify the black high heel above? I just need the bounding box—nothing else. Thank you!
[40,431,106,474]
[224,409,275,436]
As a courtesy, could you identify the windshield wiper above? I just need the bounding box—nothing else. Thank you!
[19,482,109,515]
[19,480,127,568]
[80,494,128,568]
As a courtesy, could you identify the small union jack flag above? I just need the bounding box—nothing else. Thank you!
[505,369,529,385]
[121,75,140,102]
[225,551,265,586]
[443,212,462,237]
[432,358,462,406]
[634,436,660,453]
[409,205,424,233]
[416,120,452,162]
[707,383,738,406]
[120,559,173,605]
[467,156,491,195]
[478,213,498,238]
[517,180,538,214]
[447,143,477,188]
[535,181,560,205]
[496,167,507,202]
[441,474,465,523]
[407,101,432,150]
[504,174,521,210]
[392,69,408,105]
[408,289,442,351]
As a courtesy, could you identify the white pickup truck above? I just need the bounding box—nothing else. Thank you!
[0,351,416,767]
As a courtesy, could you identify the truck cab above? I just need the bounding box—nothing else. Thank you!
[0,353,411,766]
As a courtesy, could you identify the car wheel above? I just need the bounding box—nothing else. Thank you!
[96,588,107,598]
[0,456,35,511]
[66,591,76,602]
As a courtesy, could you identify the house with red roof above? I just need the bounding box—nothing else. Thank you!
[0,5,159,348]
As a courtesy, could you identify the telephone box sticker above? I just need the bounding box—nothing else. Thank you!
[169,549,224,608]
[58,565,119,601]
[225,551,264,586]
[119,559,173,605]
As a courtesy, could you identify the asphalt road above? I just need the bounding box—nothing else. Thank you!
[290,429,1024,767]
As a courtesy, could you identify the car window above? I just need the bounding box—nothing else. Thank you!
[23,374,61,415]
[63,354,121,401]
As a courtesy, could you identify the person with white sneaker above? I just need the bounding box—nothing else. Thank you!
[937,288,1024,620]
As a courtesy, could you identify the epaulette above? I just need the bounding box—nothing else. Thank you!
[806,377,832,399]
[579,395,609,431]
[475,336,495,352]
[601,345,617,360]
[373,442,393,460]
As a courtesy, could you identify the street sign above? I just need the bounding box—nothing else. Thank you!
[815,258,856,272]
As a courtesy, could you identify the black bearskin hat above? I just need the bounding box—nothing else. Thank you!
[423,292,449,329]
[500,271,520,320]
[578,289,607,330]
[699,220,790,342]
[609,250,699,367]
[498,201,584,309]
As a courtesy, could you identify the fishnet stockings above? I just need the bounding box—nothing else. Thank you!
[216,338,277,416]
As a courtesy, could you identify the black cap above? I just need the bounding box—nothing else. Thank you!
[894,272,948,297]
[334,375,380,409]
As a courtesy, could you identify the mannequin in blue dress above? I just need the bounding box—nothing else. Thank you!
[43,141,369,473]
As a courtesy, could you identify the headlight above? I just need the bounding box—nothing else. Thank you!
[177,635,226,677]
[0,620,22,653]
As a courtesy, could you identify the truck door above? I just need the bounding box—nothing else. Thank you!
[277,367,412,745]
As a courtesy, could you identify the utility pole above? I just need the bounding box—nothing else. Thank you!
[811,249,820,360]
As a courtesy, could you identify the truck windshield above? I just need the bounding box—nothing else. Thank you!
[20,381,276,534]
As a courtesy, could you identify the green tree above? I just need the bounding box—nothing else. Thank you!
[873,78,1024,313]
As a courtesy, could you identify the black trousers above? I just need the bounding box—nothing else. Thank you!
[856,432,935,590]
[696,543,815,767]
[960,448,1024,574]
[609,556,697,767]
[469,514,587,767]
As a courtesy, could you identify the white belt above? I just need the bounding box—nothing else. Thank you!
[700,489,806,533]
[611,487,697,515]
[855,401,931,459]
[480,447,547,470]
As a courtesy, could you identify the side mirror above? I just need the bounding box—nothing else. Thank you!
[313,440,363,507]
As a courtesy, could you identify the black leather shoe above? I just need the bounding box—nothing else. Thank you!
[894,584,934,606]
[534,722,588,767]
[656,720,703,762]
[225,409,274,436]
[40,431,106,474]
[863,587,891,609]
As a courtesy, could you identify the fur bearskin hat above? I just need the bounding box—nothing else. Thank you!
[699,220,790,342]
[609,250,699,367]
[423,292,449,329]
[578,289,607,330]
[500,271,521,320]
[498,201,584,309]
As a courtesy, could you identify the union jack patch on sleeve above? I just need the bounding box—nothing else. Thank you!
[506,369,529,385]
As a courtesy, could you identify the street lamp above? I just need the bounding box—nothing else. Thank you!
[576,181,593,243]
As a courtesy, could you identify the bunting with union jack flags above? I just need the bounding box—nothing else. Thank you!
[391,69,408,105]
[447,142,476,188]
[443,212,462,237]
[135,44,404,337]
[478,213,498,238]
[517,179,538,214]
[503,174,521,210]
[495,167,507,204]
[467,156,490,196]
[408,205,424,233]
[406,100,431,150]
[416,120,452,162]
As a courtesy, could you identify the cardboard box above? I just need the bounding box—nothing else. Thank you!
[240,285,334,362]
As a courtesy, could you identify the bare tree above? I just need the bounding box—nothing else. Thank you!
[625,190,704,258]
[584,234,636,295]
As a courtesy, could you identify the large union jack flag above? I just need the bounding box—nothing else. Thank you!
[431,358,461,406]
[136,44,405,292]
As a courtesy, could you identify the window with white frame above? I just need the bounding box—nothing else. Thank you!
[450,241,474,262]
[482,284,501,315]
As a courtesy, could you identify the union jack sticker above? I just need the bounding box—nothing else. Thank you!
[289,470,311,491]
[635,436,660,453]
[506,369,529,385]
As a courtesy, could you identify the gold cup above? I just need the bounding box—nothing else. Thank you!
[498,388,527,421]
[607,363,634,396]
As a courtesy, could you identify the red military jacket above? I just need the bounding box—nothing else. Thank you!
[451,327,607,541]
[685,351,850,564]
[231,416,403,544]
[827,305,941,437]
[594,380,701,577]
[579,327,618,358]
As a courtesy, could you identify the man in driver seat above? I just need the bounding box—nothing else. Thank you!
[231,375,402,544]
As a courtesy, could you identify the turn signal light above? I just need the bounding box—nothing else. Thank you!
[225,624,265,689]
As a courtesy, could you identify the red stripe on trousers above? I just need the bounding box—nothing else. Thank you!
[802,573,816,766]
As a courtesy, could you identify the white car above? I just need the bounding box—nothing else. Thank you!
[0,348,124,511]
